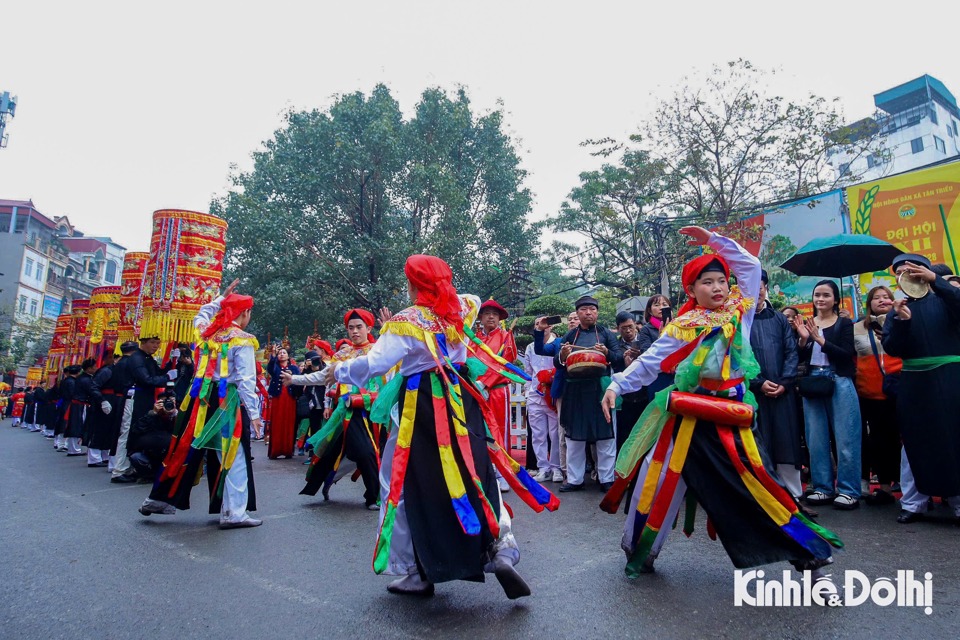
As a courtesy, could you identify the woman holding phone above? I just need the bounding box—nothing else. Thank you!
[634,295,674,401]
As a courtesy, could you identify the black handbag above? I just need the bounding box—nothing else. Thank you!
[798,374,835,398]
[295,394,312,420]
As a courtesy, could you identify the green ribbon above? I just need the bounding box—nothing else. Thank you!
[901,355,960,371]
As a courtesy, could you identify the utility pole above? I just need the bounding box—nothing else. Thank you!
[648,218,671,297]
[0,91,18,148]
[507,259,535,316]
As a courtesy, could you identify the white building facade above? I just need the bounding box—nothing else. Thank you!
[828,75,960,183]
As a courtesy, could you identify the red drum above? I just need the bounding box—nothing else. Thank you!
[565,349,607,378]
[348,392,378,410]
[667,391,754,428]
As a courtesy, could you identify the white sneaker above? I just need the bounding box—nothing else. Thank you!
[552,469,564,483]
[497,477,511,493]
[532,469,550,482]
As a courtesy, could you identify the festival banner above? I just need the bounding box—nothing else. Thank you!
[847,160,960,296]
[712,191,852,317]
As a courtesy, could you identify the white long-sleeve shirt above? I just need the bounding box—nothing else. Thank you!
[522,338,556,404]
[608,233,761,397]
[336,295,479,388]
[194,296,262,417]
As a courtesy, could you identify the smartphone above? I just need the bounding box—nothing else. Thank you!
[545,315,562,325]
[661,307,673,323]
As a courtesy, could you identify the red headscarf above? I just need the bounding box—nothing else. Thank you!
[202,294,254,339]
[311,339,334,358]
[404,255,461,325]
[677,254,730,316]
[335,338,350,352]
[343,309,375,328]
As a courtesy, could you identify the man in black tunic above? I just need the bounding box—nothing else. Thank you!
[883,254,960,523]
[613,311,648,456]
[84,351,118,468]
[54,366,81,452]
[111,336,175,483]
[749,270,803,499]
[65,359,97,456]
[556,295,624,492]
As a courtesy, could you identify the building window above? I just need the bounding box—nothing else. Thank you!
[866,154,887,169]
[911,137,924,154]
[930,108,939,125]
[934,136,946,153]
[105,260,118,284]
[29,299,38,316]
[35,260,44,280]
[954,120,959,137]
[838,162,851,176]
[14,217,27,233]
[24,257,34,278]
[18,295,27,314]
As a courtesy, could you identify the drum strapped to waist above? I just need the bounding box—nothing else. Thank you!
[667,391,753,428]
[565,348,607,378]
[347,391,377,410]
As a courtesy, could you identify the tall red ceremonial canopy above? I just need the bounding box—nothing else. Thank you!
[140,209,228,344]
[117,251,150,346]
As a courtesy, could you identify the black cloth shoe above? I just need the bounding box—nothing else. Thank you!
[599,482,613,492]
[896,509,925,524]
[492,555,531,600]
[387,574,435,596]
[559,482,585,493]
[110,475,137,484]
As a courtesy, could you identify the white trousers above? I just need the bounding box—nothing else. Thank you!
[218,448,251,524]
[622,438,687,559]
[87,448,110,464]
[776,464,803,499]
[111,397,134,478]
[566,438,616,485]
[54,434,65,449]
[900,447,960,516]
[66,437,83,454]
[527,401,560,472]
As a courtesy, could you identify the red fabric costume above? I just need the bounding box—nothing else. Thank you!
[11,392,25,418]
[477,300,517,447]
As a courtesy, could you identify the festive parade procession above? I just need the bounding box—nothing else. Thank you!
[2,5,960,638]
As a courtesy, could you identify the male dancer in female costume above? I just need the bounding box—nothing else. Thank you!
[475,300,517,493]
[600,227,841,578]
[282,309,383,509]
[139,280,263,528]
[321,255,559,599]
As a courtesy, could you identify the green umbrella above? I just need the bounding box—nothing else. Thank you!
[780,233,903,278]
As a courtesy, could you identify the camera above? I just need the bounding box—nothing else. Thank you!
[162,397,176,412]
[310,356,322,367]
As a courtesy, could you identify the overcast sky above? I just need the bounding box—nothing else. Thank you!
[1,1,956,251]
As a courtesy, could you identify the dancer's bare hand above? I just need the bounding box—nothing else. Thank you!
[222,278,240,298]
[601,389,617,423]
[679,226,712,246]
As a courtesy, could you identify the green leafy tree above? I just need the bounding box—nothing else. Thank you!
[214,85,536,344]
[646,59,885,224]
[547,141,680,298]
[0,308,53,376]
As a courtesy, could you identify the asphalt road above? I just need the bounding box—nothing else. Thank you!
[1,417,957,640]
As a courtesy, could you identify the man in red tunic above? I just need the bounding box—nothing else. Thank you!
[477,300,518,492]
